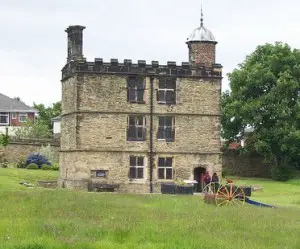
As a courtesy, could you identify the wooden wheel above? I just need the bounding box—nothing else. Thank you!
[202,182,219,194]
[215,184,246,207]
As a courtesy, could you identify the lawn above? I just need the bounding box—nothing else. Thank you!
[0,168,299,249]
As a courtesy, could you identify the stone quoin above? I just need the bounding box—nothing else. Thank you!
[58,8,223,193]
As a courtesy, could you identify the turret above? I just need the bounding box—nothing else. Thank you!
[186,6,217,68]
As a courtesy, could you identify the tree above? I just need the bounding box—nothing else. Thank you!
[33,101,61,129]
[222,42,300,180]
[14,120,51,139]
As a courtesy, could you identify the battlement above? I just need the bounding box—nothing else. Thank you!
[61,58,222,80]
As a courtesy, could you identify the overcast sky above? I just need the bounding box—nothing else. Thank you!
[1,0,300,107]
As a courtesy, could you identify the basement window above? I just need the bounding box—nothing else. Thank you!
[91,170,108,178]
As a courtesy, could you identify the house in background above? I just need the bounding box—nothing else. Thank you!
[51,116,61,138]
[0,93,38,135]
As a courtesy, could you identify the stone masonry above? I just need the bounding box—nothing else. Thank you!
[59,19,223,193]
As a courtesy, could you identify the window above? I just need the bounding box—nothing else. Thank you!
[91,170,108,178]
[158,157,173,180]
[11,112,17,119]
[127,76,145,103]
[127,115,146,141]
[157,78,176,104]
[129,156,144,179]
[0,112,9,125]
[157,116,175,142]
[19,113,27,122]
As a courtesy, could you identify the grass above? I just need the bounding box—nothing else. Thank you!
[0,168,300,249]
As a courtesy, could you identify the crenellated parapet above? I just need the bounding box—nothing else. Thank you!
[61,58,222,80]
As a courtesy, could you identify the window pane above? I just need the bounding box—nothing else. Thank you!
[166,168,173,179]
[136,80,145,90]
[158,117,165,126]
[165,127,172,140]
[158,158,165,167]
[136,116,144,126]
[129,167,136,178]
[137,157,144,166]
[165,158,173,167]
[137,168,144,179]
[166,79,176,89]
[157,127,165,139]
[128,116,135,125]
[158,79,167,89]
[166,91,175,103]
[130,156,136,166]
[158,168,165,179]
[127,78,136,88]
[0,115,8,124]
[165,117,173,126]
[137,90,144,102]
[157,90,165,102]
[128,88,137,101]
[137,127,144,139]
[127,126,136,139]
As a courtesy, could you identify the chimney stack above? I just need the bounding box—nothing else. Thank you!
[65,25,86,63]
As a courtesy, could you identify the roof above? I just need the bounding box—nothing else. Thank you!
[0,93,38,113]
[186,25,216,43]
[51,116,61,122]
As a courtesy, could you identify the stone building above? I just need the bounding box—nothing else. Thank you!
[59,12,222,193]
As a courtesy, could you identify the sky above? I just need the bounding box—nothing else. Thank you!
[1,0,300,107]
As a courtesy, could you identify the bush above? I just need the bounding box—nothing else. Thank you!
[24,153,51,169]
[271,158,294,181]
[51,163,59,171]
[26,163,39,169]
[41,164,52,170]
[16,155,27,168]
[38,144,58,164]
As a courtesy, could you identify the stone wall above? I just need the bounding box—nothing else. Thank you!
[0,138,59,163]
[222,149,271,178]
[188,42,216,67]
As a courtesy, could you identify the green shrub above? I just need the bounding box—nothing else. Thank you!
[271,157,294,181]
[51,162,59,171]
[16,155,27,168]
[41,164,52,170]
[39,144,58,164]
[26,163,39,170]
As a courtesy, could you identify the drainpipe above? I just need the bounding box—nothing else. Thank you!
[149,76,154,193]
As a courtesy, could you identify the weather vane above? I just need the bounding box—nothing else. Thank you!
[200,0,204,26]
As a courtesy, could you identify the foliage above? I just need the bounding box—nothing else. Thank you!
[41,165,52,171]
[33,101,61,130]
[26,163,39,170]
[16,155,27,168]
[0,132,10,148]
[38,144,58,164]
[14,120,51,139]
[222,42,300,180]
[51,163,59,171]
[25,153,51,169]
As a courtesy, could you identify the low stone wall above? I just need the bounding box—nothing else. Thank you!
[222,149,271,178]
[0,138,59,163]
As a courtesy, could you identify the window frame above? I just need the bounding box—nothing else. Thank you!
[158,157,173,180]
[129,156,145,180]
[11,112,17,119]
[19,113,27,123]
[127,115,146,141]
[0,112,9,125]
[127,76,146,104]
[157,78,176,105]
[157,116,175,142]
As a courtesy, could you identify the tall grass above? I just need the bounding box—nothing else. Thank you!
[0,169,299,249]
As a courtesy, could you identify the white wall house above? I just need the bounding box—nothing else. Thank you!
[51,116,61,138]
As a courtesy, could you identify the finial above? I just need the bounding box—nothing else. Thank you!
[200,0,204,26]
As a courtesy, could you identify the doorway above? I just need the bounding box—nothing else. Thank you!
[193,167,206,192]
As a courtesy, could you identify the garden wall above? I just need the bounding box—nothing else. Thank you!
[222,149,271,178]
[1,139,271,178]
[0,138,60,163]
